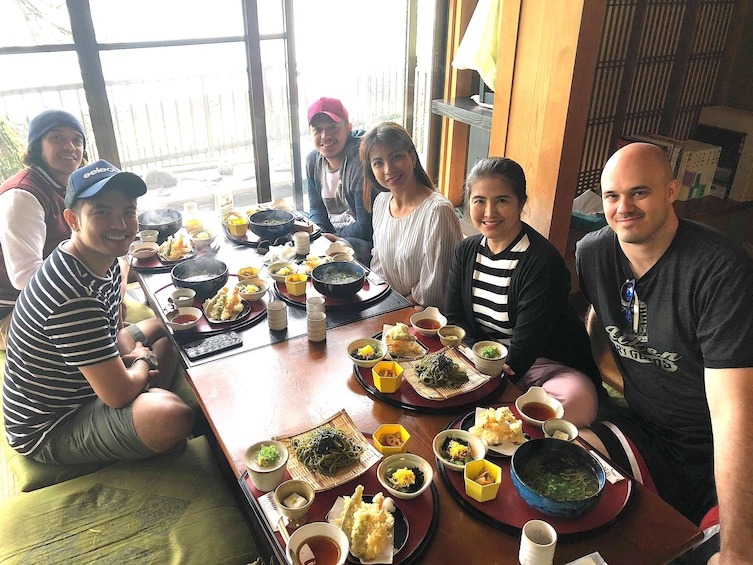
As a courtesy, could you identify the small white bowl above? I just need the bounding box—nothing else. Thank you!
[325,242,355,258]
[410,306,447,337]
[188,228,217,249]
[137,229,159,243]
[377,453,433,500]
[515,386,565,427]
[165,306,202,331]
[432,429,487,472]
[472,340,508,376]
[274,479,315,526]
[438,325,466,348]
[244,439,289,493]
[170,288,196,308]
[286,522,349,565]
[346,338,387,368]
[542,418,578,442]
[129,241,159,259]
[235,277,269,302]
[267,261,298,283]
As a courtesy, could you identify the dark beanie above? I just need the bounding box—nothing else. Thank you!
[27,109,86,150]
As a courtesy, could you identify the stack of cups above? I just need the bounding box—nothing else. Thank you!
[293,232,310,256]
[267,301,288,331]
[519,520,557,565]
[307,311,327,342]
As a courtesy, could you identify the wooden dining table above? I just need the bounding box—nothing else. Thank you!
[178,306,703,565]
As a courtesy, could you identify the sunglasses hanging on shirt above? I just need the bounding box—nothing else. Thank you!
[620,278,640,334]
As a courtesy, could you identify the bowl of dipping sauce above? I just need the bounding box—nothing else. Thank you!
[515,386,565,427]
[410,306,447,337]
[166,307,202,331]
[129,241,159,259]
[286,522,349,565]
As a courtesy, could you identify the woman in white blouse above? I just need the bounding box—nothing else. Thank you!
[361,122,462,310]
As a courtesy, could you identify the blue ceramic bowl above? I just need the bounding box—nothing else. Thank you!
[510,438,605,518]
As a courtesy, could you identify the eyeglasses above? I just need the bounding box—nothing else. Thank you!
[620,278,640,333]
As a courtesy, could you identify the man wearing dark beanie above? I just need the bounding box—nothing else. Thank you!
[0,109,87,349]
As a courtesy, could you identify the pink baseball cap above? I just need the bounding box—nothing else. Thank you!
[308,97,349,124]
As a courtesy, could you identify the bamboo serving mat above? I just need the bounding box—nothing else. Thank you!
[400,347,493,401]
[274,409,382,492]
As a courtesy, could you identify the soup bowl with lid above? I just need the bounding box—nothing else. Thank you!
[510,437,605,518]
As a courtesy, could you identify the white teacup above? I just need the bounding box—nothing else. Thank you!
[137,229,159,243]
[519,519,557,565]
[170,288,196,308]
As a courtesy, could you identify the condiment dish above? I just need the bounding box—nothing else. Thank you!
[471,340,508,376]
[438,325,466,348]
[284,273,308,296]
[244,439,289,493]
[542,418,578,442]
[274,479,315,528]
[165,307,202,331]
[372,361,404,394]
[188,228,217,249]
[410,306,447,337]
[464,458,503,503]
[286,522,349,565]
[237,266,260,279]
[235,277,268,302]
[373,423,410,455]
[432,429,487,472]
[346,338,386,368]
[377,453,433,500]
[515,386,565,427]
[267,261,298,283]
[170,288,196,308]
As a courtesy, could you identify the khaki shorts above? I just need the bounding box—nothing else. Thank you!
[32,397,154,465]
[0,312,11,350]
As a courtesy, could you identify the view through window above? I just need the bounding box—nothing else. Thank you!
[0,0,437,219]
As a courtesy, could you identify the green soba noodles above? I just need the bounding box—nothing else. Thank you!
[518,452,600,501]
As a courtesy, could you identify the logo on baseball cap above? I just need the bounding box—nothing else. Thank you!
[65,159,147,209]
[308,97,349,125]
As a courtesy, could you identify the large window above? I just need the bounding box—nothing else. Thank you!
[0,0,438,215]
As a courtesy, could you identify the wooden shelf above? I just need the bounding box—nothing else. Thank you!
[431,98,492,131]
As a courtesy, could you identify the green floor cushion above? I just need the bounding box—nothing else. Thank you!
[0,436,259,565]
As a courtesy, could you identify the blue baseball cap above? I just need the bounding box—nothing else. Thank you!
[65,160,146,209]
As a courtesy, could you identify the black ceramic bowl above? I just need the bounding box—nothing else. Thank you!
[510,438,606,518]
[171,258,229,298]
[138,209,182,244]
[311,261,366,299]
[248,210,294,241]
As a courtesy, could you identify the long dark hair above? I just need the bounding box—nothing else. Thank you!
[360,122,433,212]
[464,157,528,208]
[23,139,88,171]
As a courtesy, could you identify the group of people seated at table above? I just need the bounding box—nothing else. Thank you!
[2,103,752,563]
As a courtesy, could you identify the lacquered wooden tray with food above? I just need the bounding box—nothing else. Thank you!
[129,232,219,272]
[353,323,506,413]
[243,413,438,564]
[437,406,633,539]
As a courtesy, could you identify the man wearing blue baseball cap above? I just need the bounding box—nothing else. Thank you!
[3,160,193,465]
[0,109,88,349]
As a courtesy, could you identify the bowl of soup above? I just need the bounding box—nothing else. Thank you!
[471,340,508,377]
[515,386,565,427]
[510,438,605,518]
[311,262,365,299]
[165,307,202,331]
[286,522,349,565]
[248,209,294,240]
[171,257,229,298]
[409,306,447,337]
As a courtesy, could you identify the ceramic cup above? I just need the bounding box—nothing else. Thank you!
[267,301,288,331]
[519,519,557,565]
[170,288,197,308]
[137,229,159,243]
[305,296,326,314]
[293,231,310,256]
[307,311,326,342]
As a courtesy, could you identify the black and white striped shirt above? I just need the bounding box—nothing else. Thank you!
[471,233,531,345]
[2,244,121,456]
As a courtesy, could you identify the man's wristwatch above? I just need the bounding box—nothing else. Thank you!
[133,353,159,370]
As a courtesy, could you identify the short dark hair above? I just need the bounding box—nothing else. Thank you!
[23,137,88,172]
[360,122,433,211]
[464,157,528,206]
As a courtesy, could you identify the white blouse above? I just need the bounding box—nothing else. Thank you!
[371,190,462,309]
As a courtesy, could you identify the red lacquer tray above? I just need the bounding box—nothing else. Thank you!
[354,328,506,413]
[438,408,634,540]
[153,275,267,337]
[241,436,438,564]
[129,239,220,273]
[223,222,322,247]
[274,277,391,309]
